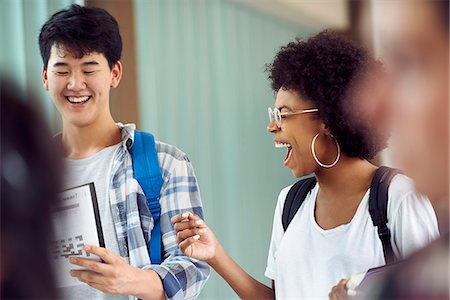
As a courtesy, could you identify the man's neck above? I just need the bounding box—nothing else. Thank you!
[62,116,122,160]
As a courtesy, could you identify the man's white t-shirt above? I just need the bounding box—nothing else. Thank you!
[265,174,439,300]
[60,143,127,299]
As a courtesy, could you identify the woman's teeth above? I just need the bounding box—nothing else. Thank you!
[67,96,90,103]
[275,142,292,149]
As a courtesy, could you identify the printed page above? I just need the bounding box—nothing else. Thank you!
[50,183,104,288]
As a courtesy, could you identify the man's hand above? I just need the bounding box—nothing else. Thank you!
[329,279,352,300]
[69,245,164,299]
[69,245,140,295]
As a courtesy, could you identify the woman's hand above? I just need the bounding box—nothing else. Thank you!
[171,212,219,262]
[172,213,275,299]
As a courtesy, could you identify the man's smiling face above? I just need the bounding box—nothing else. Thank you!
[42,44,122,128]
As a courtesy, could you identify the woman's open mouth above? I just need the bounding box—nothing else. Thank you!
[275,142,293,166]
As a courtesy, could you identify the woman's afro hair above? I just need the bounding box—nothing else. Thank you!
[266,30,386,159]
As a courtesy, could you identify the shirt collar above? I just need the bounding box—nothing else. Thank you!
[116,122,136,151]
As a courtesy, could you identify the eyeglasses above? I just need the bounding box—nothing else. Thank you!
[268,107,319,128]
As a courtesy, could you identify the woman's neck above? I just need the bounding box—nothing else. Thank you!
[315,156,378,202]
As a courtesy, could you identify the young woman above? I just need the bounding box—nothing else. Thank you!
[171,31,439,299]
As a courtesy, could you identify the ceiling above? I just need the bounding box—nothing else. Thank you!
[231,0,350,30]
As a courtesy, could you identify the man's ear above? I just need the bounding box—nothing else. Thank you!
[110,61,123,89]
[42,66,49,91]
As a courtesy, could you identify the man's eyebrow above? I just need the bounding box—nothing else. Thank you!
[82,61,99,66]
[53,62,68,67]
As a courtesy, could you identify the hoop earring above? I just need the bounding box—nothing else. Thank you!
[311,132,341,168]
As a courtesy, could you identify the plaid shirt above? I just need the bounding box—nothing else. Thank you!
[111,123,210,299]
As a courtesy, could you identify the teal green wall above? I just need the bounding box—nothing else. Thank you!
[0,0,82,130]
[134,1,311,299]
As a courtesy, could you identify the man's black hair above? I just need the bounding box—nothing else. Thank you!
[39,4,122,69]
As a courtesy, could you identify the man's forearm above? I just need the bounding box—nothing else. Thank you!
[130,269,165,300]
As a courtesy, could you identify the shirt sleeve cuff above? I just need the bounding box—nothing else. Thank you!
[142,264,184,300]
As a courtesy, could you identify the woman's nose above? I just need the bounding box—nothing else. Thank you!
[267,120,279,133]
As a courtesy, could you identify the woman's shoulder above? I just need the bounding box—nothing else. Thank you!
[387,173,433,218]
[388,173,423,202]
[277,178,318,209]
[277,184,295,208]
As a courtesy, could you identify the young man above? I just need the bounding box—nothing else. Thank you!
[39,4,209,300]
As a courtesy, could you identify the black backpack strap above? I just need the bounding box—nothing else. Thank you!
[282,176,317,231]
[369,166,401,265]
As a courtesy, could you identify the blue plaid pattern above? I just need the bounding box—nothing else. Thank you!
[111,123,210,300]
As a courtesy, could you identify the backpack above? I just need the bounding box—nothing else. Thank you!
[130,130,163,264]
[282,166,400,264]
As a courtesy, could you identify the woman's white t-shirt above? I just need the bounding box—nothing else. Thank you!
[265,174,439,300]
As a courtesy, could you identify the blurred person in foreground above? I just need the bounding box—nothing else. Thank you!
[0,77,61,299]
[329,0,449,299]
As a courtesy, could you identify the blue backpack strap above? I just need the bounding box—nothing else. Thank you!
[130,130,163,264]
